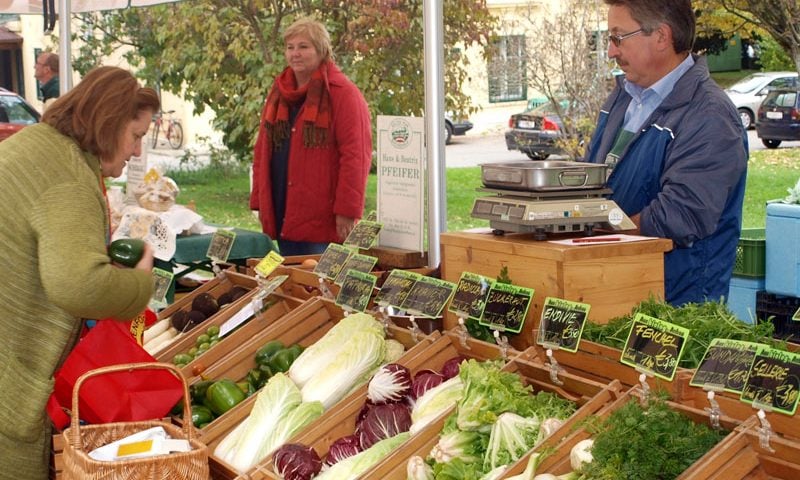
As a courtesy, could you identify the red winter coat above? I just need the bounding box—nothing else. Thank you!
[250,62,372,243]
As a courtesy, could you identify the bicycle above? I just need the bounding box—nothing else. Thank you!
[150,110,184,149]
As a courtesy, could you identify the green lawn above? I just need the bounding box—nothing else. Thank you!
[168,147,800,233]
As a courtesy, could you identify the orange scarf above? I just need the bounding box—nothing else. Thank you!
[262,61,332,149]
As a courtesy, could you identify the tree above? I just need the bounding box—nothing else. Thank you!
[72,1,496,160]
[507,0,614,160]
[697,0,800,73]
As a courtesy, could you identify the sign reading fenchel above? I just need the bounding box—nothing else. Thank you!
[376,115,425,252]
[619,313,689,382]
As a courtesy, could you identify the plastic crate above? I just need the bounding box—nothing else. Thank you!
[727,275,765,324]
[765,203,800,296]
[733,228,766,277]
[756,290,800,341]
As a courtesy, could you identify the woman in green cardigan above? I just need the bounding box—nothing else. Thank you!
[0,66,160,479]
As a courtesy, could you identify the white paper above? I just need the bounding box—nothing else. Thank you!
[219,302,255,338]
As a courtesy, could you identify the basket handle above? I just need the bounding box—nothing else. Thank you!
[68,362,194,451]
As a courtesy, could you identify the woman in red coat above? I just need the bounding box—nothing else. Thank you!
[250,17,372,256]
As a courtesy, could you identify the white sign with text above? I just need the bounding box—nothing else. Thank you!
[376,115,425,252]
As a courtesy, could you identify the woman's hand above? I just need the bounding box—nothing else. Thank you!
[134,242,155,272]
[336,215,357,242]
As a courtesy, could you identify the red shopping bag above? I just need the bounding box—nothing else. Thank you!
[47,318,183,429]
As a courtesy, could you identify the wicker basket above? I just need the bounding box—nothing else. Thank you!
[62,362,209,479]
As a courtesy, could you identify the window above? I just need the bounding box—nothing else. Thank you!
[488,35,526,103]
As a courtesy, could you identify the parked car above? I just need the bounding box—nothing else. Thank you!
[0,88,41,142]
[445,116,473,145]
[755,87,800,149]
[505,100,566,160]
[724,71,798,130]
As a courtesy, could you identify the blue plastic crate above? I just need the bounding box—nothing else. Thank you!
[727,275,766,324]
[765,203,800,297]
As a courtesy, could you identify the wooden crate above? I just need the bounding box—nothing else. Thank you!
[323,355,621,480]
[50,433,64,480]
[679,421,800,479]
[513,387,742,479]
[250,330,532,478]
[439,231,673,349]
[197,298,438,479]
[526,339,695,400]
[678,386,800,444]
[162,292,304,380]
[146,271,261,356]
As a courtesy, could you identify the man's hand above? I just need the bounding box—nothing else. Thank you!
[336,215,357,242]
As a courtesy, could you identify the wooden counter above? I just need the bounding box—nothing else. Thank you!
[440,231,673,349]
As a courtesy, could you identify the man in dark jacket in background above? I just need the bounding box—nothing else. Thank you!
[583,0,747,305]
[34,51,59,111]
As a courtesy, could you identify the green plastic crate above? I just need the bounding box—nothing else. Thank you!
[733,228,766,277]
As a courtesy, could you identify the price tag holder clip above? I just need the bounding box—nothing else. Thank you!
[407,314,423,344]
[374,305,395,338]
[317,276,335,300]
[493,329,510,360]
[636,369,654,406]
[756,409,776,453]
[455,314,472,350]
[704,390,723,430]
[544,345,564,386]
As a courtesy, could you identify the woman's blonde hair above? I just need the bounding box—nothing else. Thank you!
[42,66,160,160]
[283,17,334,62]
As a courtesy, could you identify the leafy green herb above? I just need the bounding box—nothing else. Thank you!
[582,296,786,369]
[580,397,727,480]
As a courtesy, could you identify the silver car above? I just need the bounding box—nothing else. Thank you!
[725,71,797,129]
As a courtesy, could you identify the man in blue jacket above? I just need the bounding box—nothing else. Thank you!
[584,0,747,305]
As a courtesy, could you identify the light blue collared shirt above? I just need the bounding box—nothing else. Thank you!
[622,54,695,132]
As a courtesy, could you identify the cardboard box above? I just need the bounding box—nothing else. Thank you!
[439,231,673,349]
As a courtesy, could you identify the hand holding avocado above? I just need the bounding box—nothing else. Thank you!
[108,238,154,271]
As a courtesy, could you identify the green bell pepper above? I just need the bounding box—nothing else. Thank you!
[255,340,285,365]
[108,238,145,268]
[205,379,246,416]
[189,379,214,405]
[268,347,299,373]
[190,404,215,428]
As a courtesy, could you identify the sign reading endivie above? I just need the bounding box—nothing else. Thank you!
[376,115,424,252]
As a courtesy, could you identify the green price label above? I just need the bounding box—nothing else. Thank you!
[333,253,378,285]
[343,220,383,250]
[740,347,800,416]
[400,276,457,318]
[690,339,761,394]
[374,269,421,309]
[619,313,689,382]
[448,272,494,321]
[336,270,378,313]
[479,282,534,334]
[313,244,354,280]
[254,250,285,277]
[151,267,174,306]
[206,229,237,262]
[537,297,590,353]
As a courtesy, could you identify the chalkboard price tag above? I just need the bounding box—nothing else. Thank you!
[793,306,800,322]
[150,267,174,308]
[373,269,421,309]
[619,313,689,381]
[336,270,378,313]
[313,244,354,280]
[343,220,382,250]
[206,229,237,262]
[333,253,379,286]
[740,347,800,416]
[254,250,285,278]
[448,272,494,320]
[690,339,761,394]
[401,276,457,318]
[537,297,590,352]
[478,283,534,334]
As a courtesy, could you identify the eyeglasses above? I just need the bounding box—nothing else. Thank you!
[608,28,644,47]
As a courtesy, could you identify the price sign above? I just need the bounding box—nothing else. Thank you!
[793,306,800,322]
[400,276,457,318]
[254,250,285,277]
[537,297,590,352]
[364,210,378,222]
[448,272,493,320]
[690,339,761,394]
[374,269,420,308]
[313,244,354,280]
[336,270,378,313]
[740,347,800,415]
[206,229,236,262]
[333,253,378,285]
[150,267,174,308]
[343,220,382,250]
[619,313,689,382]
[479,283,534,334]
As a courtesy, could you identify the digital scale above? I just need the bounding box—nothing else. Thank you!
[471,161,635,240]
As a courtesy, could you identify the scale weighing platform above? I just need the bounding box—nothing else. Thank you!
[471,187,636,240]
